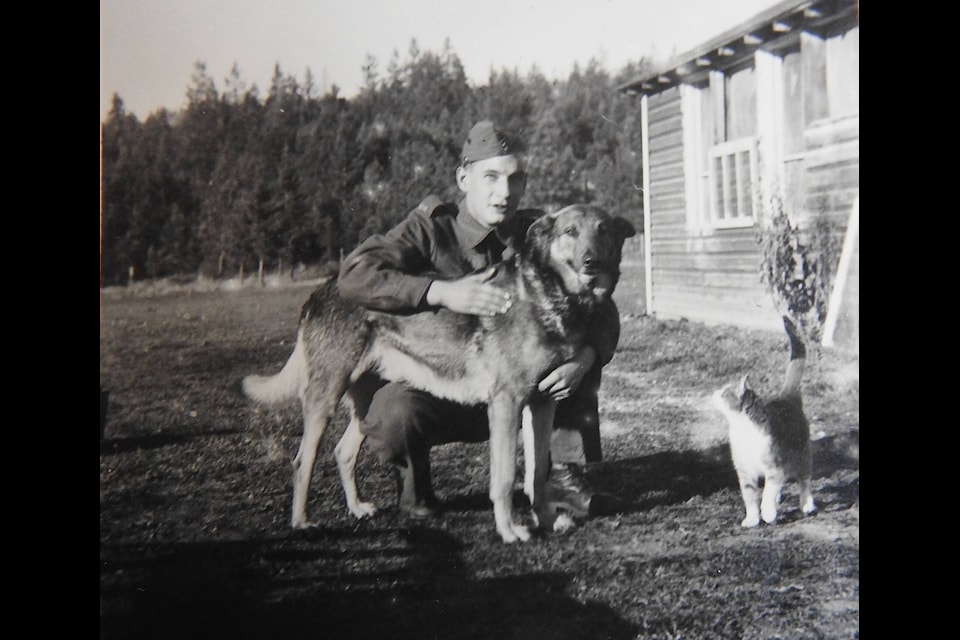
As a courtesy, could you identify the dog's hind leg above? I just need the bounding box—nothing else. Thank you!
[291,391,340,529]
[334,415,377,519]
[334,376,380,518]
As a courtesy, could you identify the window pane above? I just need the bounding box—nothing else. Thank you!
[726,67,756,139]
[802,32,828,124]
[723,155,735,219]
[782,50,804,155]
[827,26,859,118]
[737,150,752,218]
[713,155,724,219]
[709,139,756,224]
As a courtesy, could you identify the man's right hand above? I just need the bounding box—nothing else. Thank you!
[426,267,513,316]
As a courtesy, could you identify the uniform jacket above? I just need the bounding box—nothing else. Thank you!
[337,196,621,367]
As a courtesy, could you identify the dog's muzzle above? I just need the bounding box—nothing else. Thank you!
[578,264,617,300]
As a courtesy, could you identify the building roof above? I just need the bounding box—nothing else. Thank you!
[618,0,859,96]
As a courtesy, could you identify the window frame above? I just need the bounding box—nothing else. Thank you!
[706,136,759,229]
[684,65,760,232]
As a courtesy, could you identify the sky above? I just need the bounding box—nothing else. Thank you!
[100,0,780,121]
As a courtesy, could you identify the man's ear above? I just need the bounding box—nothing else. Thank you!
[456,165,469,193]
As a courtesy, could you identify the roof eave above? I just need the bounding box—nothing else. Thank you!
[618,0,859,96]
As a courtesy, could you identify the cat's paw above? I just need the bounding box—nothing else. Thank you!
[553,513,577,533]
[741,514,761,528]
[801,497,817,516]
[760,497,780,524]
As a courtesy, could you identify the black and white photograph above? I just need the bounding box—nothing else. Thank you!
[100,1,859,638]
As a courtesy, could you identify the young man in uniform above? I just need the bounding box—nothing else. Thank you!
[337,120,620,518]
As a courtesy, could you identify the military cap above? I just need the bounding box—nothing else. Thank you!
[461,120,522,166]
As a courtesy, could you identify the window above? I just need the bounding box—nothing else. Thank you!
[708,137,757,226]
[782,26,860,155]
[688,65,759,230]
[682,20,858,232]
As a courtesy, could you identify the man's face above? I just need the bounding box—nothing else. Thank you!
[456,154,527,228]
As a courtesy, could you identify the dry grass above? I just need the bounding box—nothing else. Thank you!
[100,268,858,640]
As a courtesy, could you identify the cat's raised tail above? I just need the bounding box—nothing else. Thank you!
[780,316,805,400]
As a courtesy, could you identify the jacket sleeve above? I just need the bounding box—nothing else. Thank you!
[585,298,621,368]
[337,207,439,312]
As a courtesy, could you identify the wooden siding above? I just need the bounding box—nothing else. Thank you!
[646,89,780,330]
[785,115,859,228]
[631,0,858,346]
[786,115,859,352]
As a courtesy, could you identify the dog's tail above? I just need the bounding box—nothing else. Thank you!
[242,332,306,405]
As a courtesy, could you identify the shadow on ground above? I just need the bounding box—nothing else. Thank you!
[591,430,860,514]
[100,527,637,640]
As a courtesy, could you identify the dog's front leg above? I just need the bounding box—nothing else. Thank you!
[488,395,530,543]
[524,398,564,533]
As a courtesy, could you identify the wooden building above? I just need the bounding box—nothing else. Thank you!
[618,0,858,353]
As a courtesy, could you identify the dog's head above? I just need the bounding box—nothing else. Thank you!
[525,204,636,302]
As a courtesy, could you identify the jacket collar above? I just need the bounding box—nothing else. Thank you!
[455,199,511,251]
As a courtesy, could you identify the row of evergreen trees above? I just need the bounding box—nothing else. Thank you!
[100,41,648,285]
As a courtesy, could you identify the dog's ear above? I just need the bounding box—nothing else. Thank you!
[525,211,558,259]
[613,216,637,240]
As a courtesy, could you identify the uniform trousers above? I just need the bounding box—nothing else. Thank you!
[358,365,603,506]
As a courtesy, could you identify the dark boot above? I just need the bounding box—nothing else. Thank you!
[394,458,439,519]
[546,462,593,517]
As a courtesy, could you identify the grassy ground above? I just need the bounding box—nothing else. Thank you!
[100,267,858,640]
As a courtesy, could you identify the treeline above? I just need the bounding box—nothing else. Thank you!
[100,41,648,285]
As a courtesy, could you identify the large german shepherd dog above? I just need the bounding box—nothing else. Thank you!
[243,204,635,543]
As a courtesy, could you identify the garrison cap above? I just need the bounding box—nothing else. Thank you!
[461,120,522,166]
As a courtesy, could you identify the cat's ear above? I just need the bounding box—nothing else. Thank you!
[738,375,751,395]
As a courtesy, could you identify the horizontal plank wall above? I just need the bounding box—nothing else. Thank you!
[646,89,779,330]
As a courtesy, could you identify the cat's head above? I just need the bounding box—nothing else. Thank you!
[712,375,758,413]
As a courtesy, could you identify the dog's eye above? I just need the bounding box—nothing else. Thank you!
[563,225,579,237]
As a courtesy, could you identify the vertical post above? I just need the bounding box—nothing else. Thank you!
[641,94,653,315]
[822,195,859,349]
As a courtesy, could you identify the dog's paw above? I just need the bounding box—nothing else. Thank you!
[349,501,378,519]
[498,521,532,544]
[292,518,320,530]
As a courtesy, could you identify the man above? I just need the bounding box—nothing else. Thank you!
[337,120,619,518]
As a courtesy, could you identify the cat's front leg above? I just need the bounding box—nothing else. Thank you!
[798,479,817,516]
[739,479,762,527]
[760,478,783,524]
[742,508,761,528]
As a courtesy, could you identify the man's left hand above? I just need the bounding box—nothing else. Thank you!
[538,347,596,401]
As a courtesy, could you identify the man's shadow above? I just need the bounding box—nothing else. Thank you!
[100,526,638,640]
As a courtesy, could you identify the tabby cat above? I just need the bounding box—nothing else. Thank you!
[711,316,817,527]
